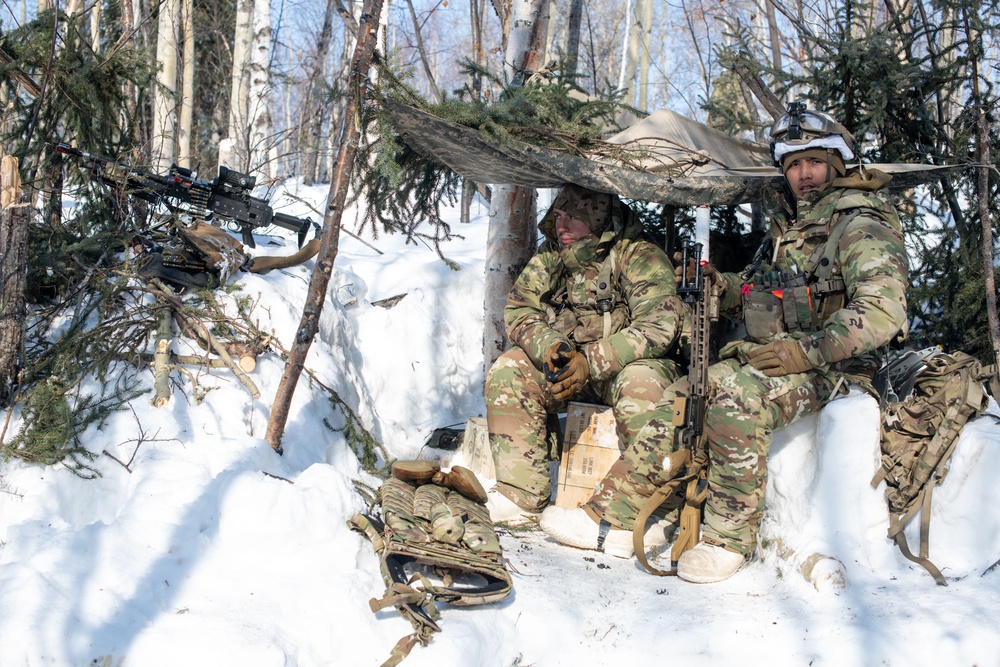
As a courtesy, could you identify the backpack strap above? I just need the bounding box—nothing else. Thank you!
[594,247,617,339]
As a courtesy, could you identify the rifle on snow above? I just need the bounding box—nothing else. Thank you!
[55,142,318,249]
[632,241,719,576]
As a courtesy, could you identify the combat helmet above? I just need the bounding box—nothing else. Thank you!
[769,102,857,176]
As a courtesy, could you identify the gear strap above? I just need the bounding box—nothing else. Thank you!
[631,448,707,576]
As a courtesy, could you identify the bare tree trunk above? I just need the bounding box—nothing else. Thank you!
[266,0,384,453]
[219,0,254,170]
[177,0,195,168]
[564,0,583,78]
[248,0,274,176]
[301,0,337,185]
[482,0,548,372]
[0,156,28,406]
[404,0,442,103]
[90,0,101,52]
[638,0,651,111]
[461,0,488,223]
[963,8,1000,365]
[764,0,783,72]
[152,0,180,172]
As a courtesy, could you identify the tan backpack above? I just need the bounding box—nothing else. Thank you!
[872,349,999,584]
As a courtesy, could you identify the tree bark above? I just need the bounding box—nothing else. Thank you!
[266,0,384,453]
[301,0,337,185]
[177,0,195,168]
[963,8,1000,365]
[404,0,442,103]
[482,0,548,373]
[219,0,254,170]
[0,156,28,406]
[564,0,583,79]
[248,0,275,176]
[152,0,180,172]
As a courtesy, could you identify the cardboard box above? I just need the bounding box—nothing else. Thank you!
[461,416,495,481]
[555,402,624,509]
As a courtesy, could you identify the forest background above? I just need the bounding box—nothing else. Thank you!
[0,0,998,466]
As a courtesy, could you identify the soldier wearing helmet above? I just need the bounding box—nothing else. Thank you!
[540,104,909,582]
[484,184,687,536]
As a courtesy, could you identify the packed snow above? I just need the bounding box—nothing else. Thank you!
[1,183,999,667]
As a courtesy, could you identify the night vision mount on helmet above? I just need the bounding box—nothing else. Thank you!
[769,102,858,168]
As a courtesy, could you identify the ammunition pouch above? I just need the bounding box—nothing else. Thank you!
[349,463,511,665]
[743,272,846,343]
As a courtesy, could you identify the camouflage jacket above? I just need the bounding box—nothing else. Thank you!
[505,201,685,382]
[717,168,909,370]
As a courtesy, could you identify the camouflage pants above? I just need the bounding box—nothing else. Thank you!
[486,347,682,511]
[587,357,842,554]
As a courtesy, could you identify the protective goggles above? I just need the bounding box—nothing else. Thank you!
[770,109,842,142]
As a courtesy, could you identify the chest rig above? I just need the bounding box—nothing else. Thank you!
[742,189,900,343]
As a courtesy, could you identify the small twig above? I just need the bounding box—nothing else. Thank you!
[102,403,181,472]
[280,192,384,255]
[262,471,294,484]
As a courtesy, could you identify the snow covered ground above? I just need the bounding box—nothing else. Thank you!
[1,184,999,667]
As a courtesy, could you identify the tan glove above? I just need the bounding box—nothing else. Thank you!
[672,251,717,287]
[544,342,589,401]
[747,340,814,377]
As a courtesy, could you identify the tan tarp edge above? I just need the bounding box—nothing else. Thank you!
[603,109,773,173]
[386,100,967,206]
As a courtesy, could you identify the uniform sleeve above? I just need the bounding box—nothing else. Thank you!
[799,212,909,366]
[504,247,571,368]
[581,241,686,381]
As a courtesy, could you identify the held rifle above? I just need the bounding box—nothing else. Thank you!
[631,241,720,576]
[55,142,318,249]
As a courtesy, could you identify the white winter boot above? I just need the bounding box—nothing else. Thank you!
[677,541,747,583]
[486,490,539,526]
[540,506,673,559]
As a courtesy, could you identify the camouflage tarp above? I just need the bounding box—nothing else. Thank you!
[386,100,966,207]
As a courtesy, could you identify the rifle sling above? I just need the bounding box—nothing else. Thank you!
[631,449,704,577]
[245,238,322,274]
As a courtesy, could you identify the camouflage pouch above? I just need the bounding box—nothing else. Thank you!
[743,286,785,343]
[348,462,511,665]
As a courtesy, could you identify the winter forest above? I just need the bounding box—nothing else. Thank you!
[1,1,1000,664]
[0,0,999,521]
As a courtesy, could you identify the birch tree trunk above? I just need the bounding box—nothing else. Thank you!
[218,0,254,170]
[638,0,651,110]
[248,0,274,177]
[177,0,195,168]
[482,0,549,372]
[265,0,384,453]
[152,0,180,172]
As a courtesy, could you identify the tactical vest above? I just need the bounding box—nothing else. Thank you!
[545,247,628,343]
[742,189,902,343]
[349,461,512,666]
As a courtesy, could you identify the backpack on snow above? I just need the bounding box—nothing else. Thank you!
[871,348,999,584]
[348,460,512,666]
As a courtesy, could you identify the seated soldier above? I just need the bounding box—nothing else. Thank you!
[540,105,909,582]
[485,184,687,558]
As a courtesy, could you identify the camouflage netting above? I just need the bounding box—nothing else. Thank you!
[385,100,965,207]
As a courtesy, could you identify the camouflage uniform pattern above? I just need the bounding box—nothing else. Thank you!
[487,185,686,511]
[587,169,909,554]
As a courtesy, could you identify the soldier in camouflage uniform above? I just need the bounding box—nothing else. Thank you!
[541,105,909,580]
[485,184,686,528]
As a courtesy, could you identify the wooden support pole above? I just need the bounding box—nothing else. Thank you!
[264,0,384,454]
